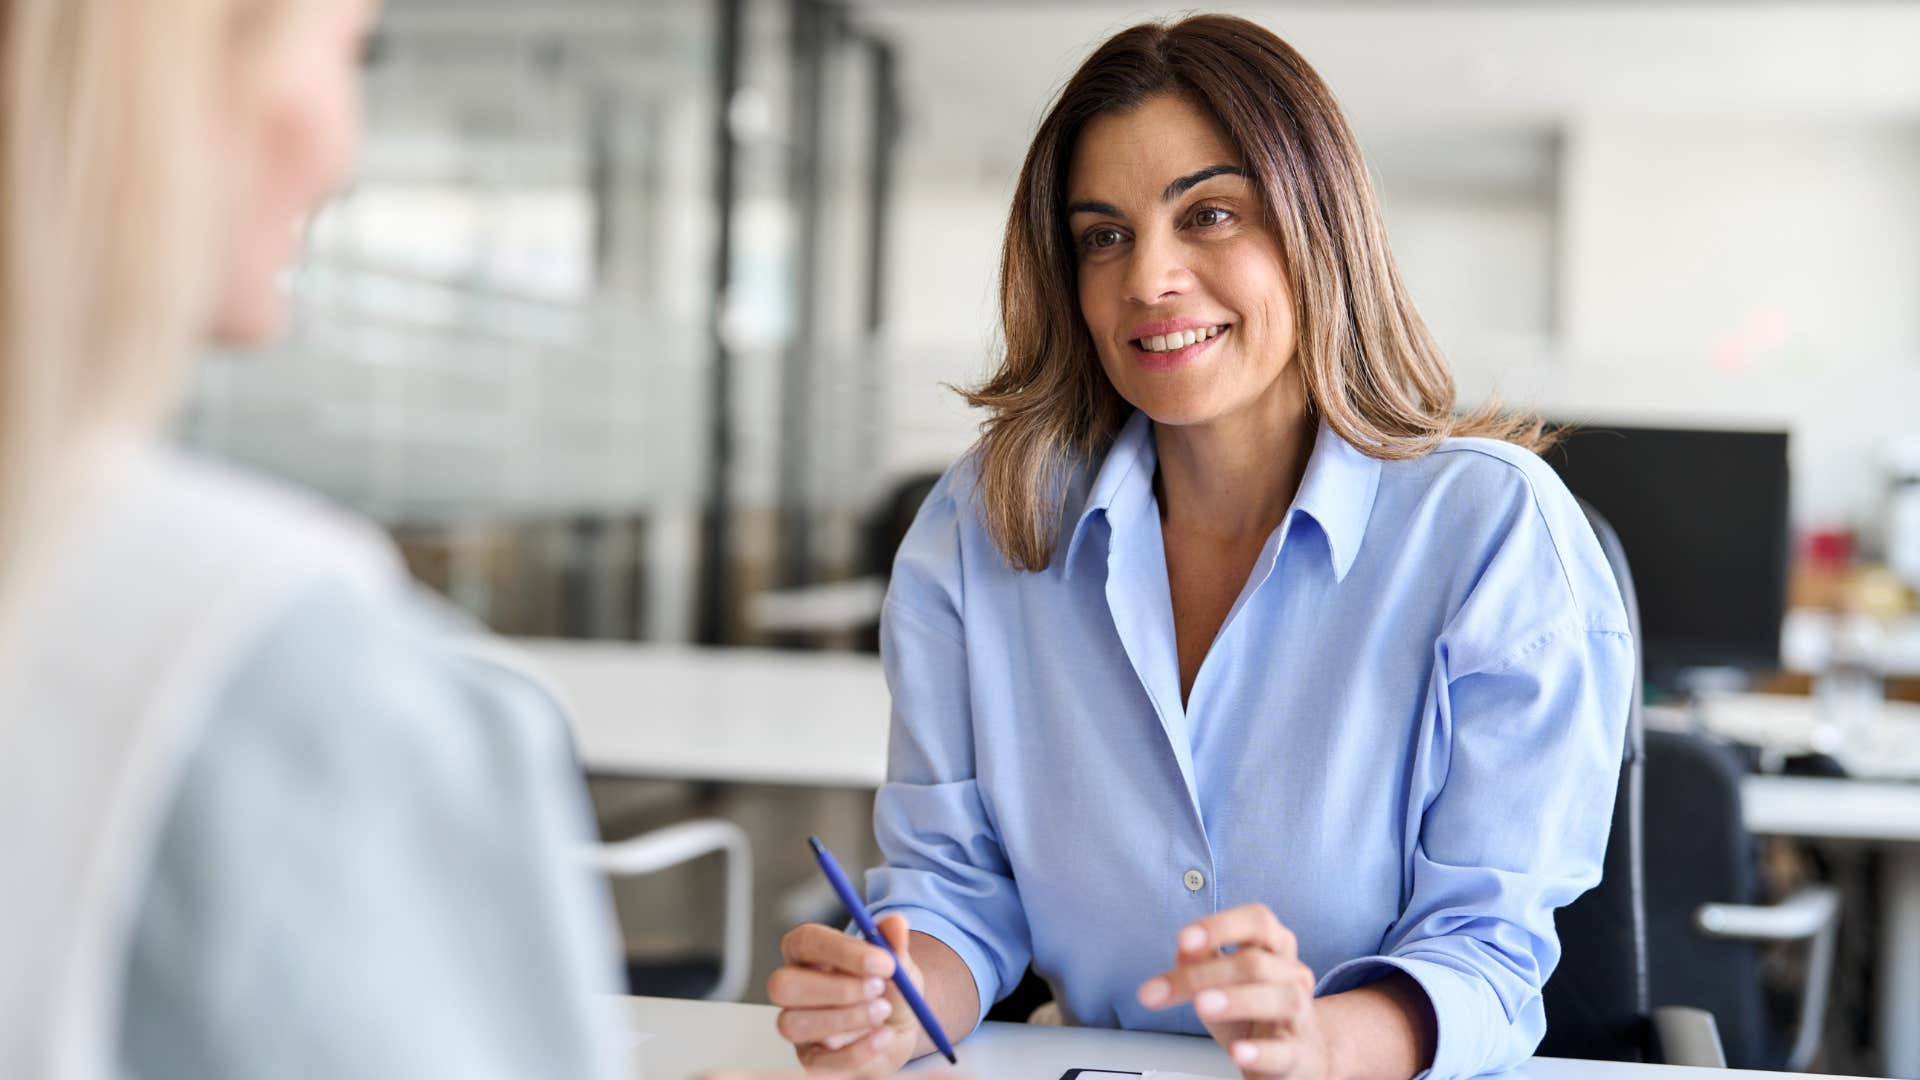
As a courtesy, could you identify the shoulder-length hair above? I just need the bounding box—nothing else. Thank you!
[965,13,1551,571]
[0,0,283,624]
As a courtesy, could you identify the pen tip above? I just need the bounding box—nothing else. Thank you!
[944,1052,959,1065]
[806,835,826,856]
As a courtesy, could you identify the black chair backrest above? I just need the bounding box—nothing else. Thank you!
[1538,500,1651,1060]
[1643,728,1774,1069]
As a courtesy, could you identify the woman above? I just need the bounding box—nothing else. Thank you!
[0,3,812,1079]
[769,15,1632,1080]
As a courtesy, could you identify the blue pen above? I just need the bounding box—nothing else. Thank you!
[807,836,960,1065]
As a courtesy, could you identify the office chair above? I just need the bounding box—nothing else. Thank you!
[456,639,756,1002]
[1539,500,1725,1066]
[1644,728,1840,1071]
[600,818,755,1003]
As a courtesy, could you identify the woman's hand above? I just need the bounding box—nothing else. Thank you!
[768,914,923,1078]
[1136,904,1338,1080]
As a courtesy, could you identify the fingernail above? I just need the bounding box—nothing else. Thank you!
[868,998,893,1023]
[1197,989,1227,1016]
[1139,978,1170,1006]
[863,953,894,977]
[1179,927,1207,951]
[1235,1042,1260,1066]
[863,977,886,998]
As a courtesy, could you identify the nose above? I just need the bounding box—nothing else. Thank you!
[1121,229,1191,306]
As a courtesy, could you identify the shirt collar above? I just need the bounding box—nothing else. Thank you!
[1060,410,1381,582]
[1061,410,1157,575]
[1288,420,1382,582]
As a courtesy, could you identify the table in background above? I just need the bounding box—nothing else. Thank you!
[511,639,889,787]
[1741,775,1920,1079]
[616,995,1821,1080]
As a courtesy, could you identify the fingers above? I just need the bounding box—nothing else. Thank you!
[1229,1037,1300,1073]
[780,922,896,979]
[1139,947,1312,1008]
[876,912,911,954]
[766,966,888,1008]
[775,997,894,1045]
[796,1025,899,1072]
[1176,903,1296,960]
[1192,982,1308,1027]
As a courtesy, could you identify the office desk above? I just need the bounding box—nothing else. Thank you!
[511,639,890,787]
[616,995,1814,1080]
[1741,775,1920,1079]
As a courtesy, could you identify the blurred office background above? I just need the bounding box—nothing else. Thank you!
[173,1,1920,1074]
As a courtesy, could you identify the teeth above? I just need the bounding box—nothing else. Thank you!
[1139,326,1225,352]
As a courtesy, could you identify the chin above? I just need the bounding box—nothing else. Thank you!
[1126,392,1236,430]
[1106,375,1227,430]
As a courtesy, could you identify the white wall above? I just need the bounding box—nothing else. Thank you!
[1497,113,1920,531]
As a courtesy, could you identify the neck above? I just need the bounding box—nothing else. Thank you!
[1153,376,1316,541]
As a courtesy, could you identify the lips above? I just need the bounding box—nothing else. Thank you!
[1129,324,1229,368]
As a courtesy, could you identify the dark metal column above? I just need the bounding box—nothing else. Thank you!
[864,36,898,336]
[774,0,831,589]
[696,0,745,644]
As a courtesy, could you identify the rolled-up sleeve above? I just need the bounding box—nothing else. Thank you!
[1317,618,1633,1080]
[864,480,1032,1034]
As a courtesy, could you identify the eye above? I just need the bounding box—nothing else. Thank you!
[1190,206,1232,228]
[1082,227,1125,251]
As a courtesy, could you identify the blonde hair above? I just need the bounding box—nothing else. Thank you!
[966,15,1553,572]
[0,0,282,620]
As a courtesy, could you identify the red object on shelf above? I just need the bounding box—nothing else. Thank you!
[1802,528,1856,570]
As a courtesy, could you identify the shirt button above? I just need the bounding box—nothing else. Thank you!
[1183,869,1206,892]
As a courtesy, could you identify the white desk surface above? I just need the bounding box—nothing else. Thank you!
[511,639,891,787]
[1740,774,1920,844]
[616,995,1815,1080]
[1696,692,1920,781]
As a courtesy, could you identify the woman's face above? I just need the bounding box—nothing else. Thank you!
[211,0,378,345]
[1066,92,1300,429]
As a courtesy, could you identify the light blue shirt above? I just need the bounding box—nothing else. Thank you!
[867,410,1633,1079]
[116,581,624,1080]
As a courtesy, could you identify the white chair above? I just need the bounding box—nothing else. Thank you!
[455,638,755,1002]
[594,818,754,1003]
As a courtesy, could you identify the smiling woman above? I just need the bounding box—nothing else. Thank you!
[765,14,1635,1080]
[970,15,1552,574]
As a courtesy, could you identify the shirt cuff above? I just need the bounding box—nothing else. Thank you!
[865,903,1000,1037]
[1316,953,1518,1080]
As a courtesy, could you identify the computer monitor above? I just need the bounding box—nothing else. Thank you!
[1542,423,1790,690]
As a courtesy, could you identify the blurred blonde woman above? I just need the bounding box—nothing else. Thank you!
[0,2,624,1078]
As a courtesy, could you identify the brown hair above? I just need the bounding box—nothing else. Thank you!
[964,13,1552,571]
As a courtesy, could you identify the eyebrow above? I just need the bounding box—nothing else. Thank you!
[1065,198,1123,219]
[1163,164,1246,201]
[1065,164,1248,220]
